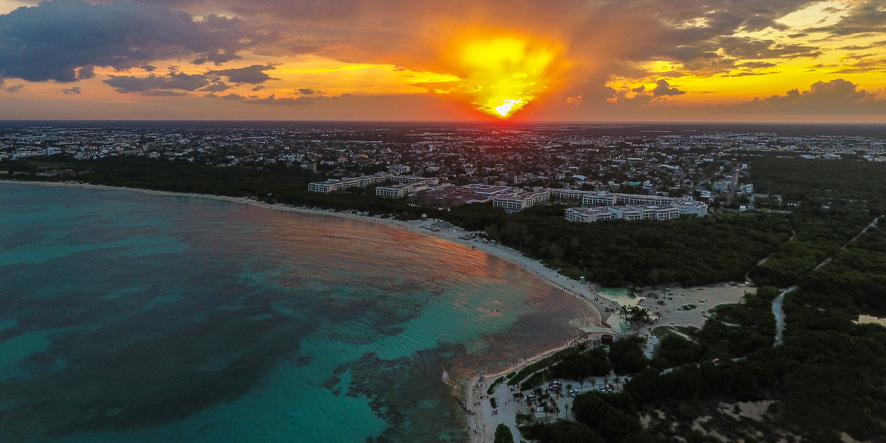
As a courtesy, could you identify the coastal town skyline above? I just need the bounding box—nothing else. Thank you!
[1,0,885,122]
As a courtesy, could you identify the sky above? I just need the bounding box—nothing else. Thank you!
[0,0,885,122]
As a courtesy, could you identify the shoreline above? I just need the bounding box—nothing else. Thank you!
[3,179,619,439]
[3,180,756,442]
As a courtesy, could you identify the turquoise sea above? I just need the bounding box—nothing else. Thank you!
[0,183,594,442]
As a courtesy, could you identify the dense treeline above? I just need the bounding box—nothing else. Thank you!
[801,224,886,315]
[695,287,777,358]
[751,156,886,213]
[749,207,872,287]
[461,204,791,287]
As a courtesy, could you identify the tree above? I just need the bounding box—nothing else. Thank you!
[494,424,515,443]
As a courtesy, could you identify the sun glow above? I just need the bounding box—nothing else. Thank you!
[456,37,557,119]
[494,99,523,116]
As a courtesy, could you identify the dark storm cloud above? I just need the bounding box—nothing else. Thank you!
[652,80,685,97]
[734,79,886,114]
[0,0,265,83]
[104,69,209,93]
[206,65,277,84]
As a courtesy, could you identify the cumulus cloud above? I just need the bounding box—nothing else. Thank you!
[104,69,209,94]
[733,79,886,114]
[202,82,231,92]
[0,0,268,82]
[246,93,348,106]
[652,80,685,97]
[207,64,277,84]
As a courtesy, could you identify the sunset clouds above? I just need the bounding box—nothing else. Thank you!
[0,0,884,121]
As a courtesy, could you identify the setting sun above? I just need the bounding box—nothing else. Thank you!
[457,37,556,119]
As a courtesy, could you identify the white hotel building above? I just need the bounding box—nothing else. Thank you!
[491,188,551,213]
[375,181,432,198]
[565,205,681,223]
[307,174,388,193]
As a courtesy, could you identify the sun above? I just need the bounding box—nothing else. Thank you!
[457,37,556,119]
[495,99,524,117]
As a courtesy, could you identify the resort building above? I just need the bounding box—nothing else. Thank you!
[674,200,709,217]
[491,188,551,213]
[307,173,388,193]
[309,174,435,195]
[580,192,678,207]
[565,207,618,223]
[375,180,432,198]
[550,188,589,200]
[566,204,684,224]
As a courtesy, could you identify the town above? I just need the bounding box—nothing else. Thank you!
[2,123,885,220]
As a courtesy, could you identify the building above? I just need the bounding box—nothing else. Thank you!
[491,188,551,213]
[573,191,682,207]
[550,188,588,200]
[583,192,618,206]
[565,207,618,223]
[566,204,684,224]
[675,200,709,217]
[376,180,431,199]
[308,173,416,194]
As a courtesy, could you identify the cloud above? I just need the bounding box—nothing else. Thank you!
[247,93,348,106]
[76,66,95,80]
[566,95,582,104]
[733,79,886,114]
[0,0,268,82]
[104,69,209,94]
[651,79,685,97]
[5,84,25,93]
[63,86,82,94]
[738,62,777,69]
[298,88,316,95]
[202,82,231,92]
[207,64,277,84]
[807,0,886,36]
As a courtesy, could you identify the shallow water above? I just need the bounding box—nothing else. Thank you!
[0,183,594,442]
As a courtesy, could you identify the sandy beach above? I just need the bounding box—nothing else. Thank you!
[5,180,754,442]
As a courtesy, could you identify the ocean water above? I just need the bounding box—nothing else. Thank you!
[0,183,595,442]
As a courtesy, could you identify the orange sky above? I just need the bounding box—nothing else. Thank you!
[0,0,884,121]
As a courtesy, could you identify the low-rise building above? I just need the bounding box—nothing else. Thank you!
[492,188,551,213]
[565,207,618,223]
